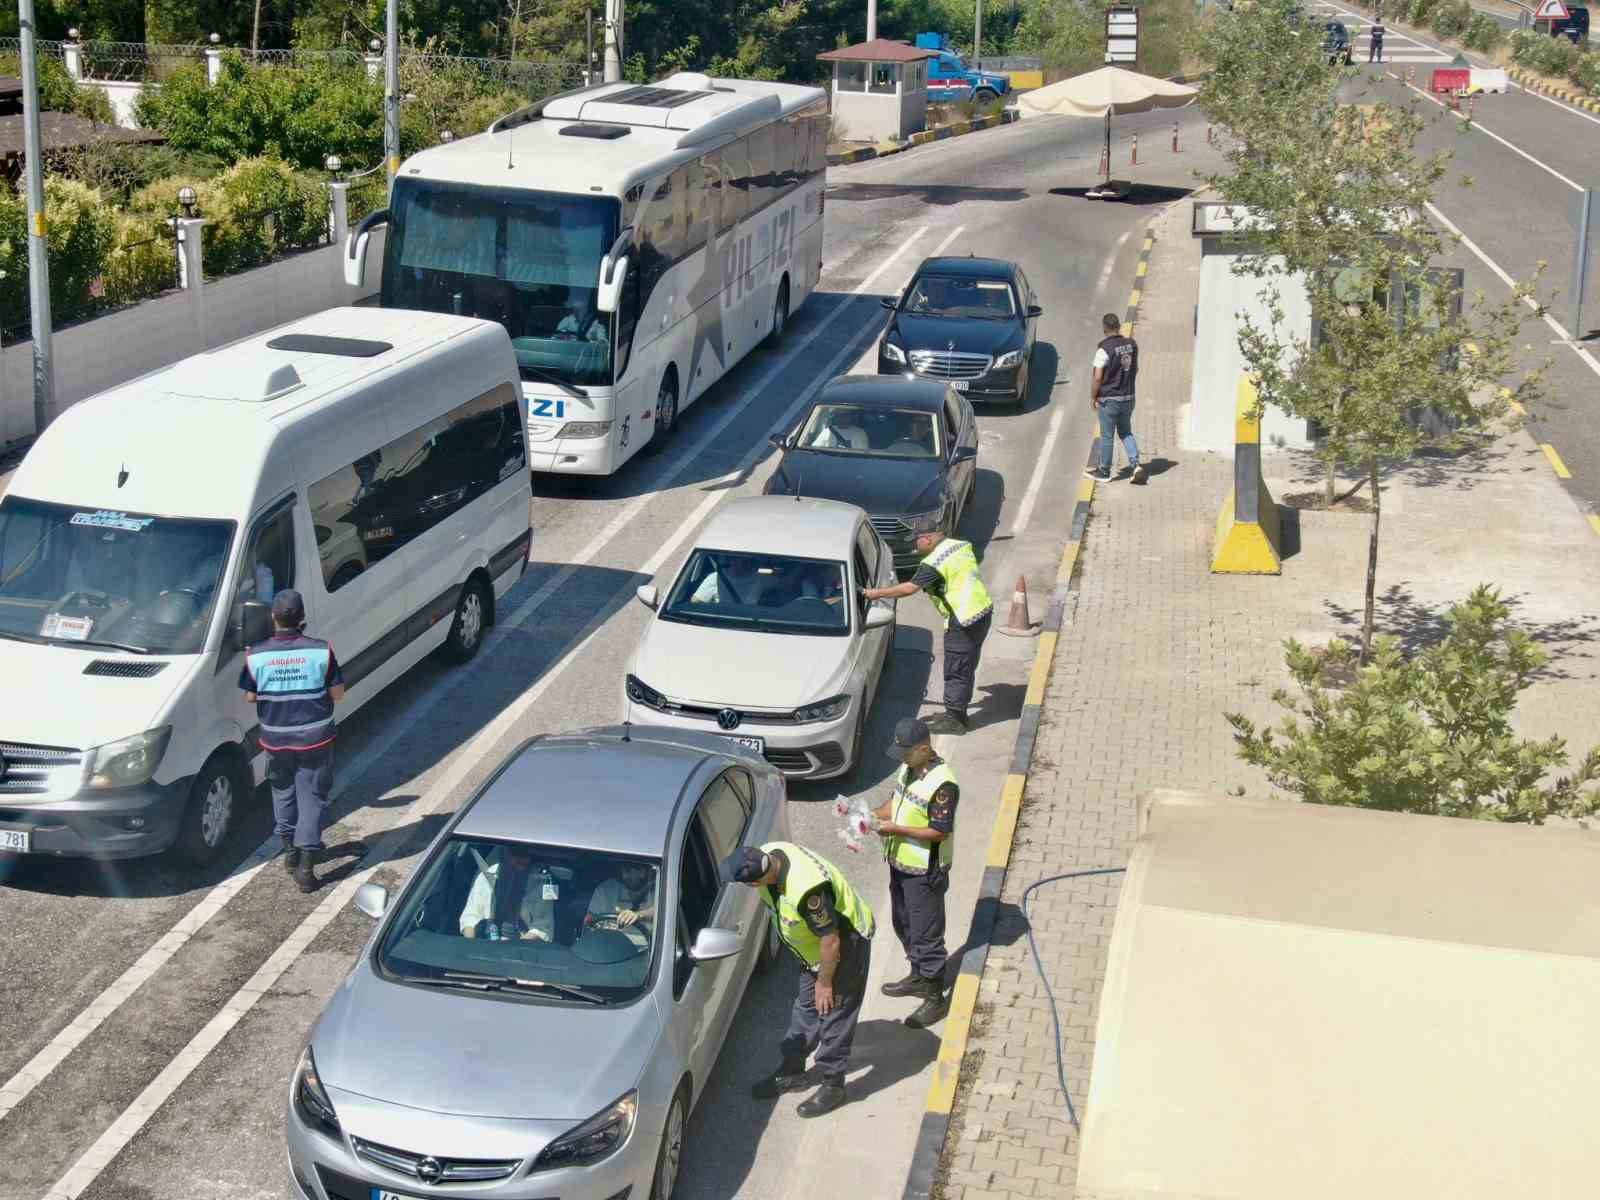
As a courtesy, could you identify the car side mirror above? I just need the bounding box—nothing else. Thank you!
[636,584,659,610]
[768,433,791,453]
[951,446,977,464]
[239,600,271,648]
[864,605,895,630]
[354,882,389,919]
[879,296,896,310]
[1026,304,1043,318]
[688,927,742,963]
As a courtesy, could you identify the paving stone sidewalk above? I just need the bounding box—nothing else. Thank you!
[934,197,1600,1200]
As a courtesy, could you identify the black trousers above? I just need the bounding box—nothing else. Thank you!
[1369,36,1383,61]
[779,937,871,1083]
[889,865,949,982]
[943,612,991,720]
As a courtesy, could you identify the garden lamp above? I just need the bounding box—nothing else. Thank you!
[177,185,198,218]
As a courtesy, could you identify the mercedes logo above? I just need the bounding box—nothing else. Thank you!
[716,708,742,731]
[415,1157,444,1185]
[947,340,956,352]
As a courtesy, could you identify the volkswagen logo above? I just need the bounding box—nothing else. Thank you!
[716,708,742,731]
[415,1157,444,1185]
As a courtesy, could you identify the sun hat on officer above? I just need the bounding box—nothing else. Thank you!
[886,716,932,759]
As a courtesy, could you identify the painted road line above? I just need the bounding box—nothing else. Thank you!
[0,220,940,1127]
[1393,72,1585,193]
[1518,79,1600,129]
[1588,514,1600,538]
[40,235,940,1200]
[1542,443,1573,479]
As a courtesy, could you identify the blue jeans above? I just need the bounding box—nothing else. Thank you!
[1097,396,1140,473]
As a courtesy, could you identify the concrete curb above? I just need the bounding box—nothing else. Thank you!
[1505,65,1600,114]
[899,220,1159,1200]
[827,110,1019,167]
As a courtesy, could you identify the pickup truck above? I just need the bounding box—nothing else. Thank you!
[914,32,1012,104]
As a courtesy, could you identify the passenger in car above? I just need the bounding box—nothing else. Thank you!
[459,844,559,942]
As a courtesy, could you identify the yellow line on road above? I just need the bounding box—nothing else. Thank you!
[1588,514,1600,538]
[1541,443,1572,479]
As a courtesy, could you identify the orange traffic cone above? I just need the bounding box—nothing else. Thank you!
[997,574,1041,638]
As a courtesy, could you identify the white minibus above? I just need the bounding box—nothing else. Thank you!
[345,72,829,475]
[0,306,531,863]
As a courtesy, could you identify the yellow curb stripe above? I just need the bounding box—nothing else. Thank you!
[1135,260,1148,278]
[1077,476,1096,504]
[1128,287,1142,309]
[1542,443,1572,479]
[1056,539,1083,588]
[924,971,980,1114]
[1588,514,1600,538]
[986,774,1028,871]
[1023,631,1058,709]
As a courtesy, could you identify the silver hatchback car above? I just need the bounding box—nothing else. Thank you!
[285,726,789,1200]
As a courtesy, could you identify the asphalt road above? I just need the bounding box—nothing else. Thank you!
[0,105,1218,1200]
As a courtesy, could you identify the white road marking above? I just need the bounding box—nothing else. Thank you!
[1394,71,1585,192]
[37,232,949,1200]
[0,221,938,1126]
[1516,77,1600,128]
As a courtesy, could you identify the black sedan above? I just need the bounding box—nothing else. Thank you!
[763,376,978,573]
[877,256,1041,406]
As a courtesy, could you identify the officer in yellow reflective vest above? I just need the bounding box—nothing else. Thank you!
[863,517,993,735]
[722,842,876,1118]
[873,717,957,1029]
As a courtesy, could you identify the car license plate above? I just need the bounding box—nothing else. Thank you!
[722,734,764,754]
[950,379,970,392]
[372,1189,418,1200]
[0,829,29,853]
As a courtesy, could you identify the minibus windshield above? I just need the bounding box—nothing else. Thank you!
[0,497,236,654]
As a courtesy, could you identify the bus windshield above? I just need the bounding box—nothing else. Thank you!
[382,180,622,389]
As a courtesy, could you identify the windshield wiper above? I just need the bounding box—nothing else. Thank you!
[518,364,587,400]
[436,969,607,1003]
[48,637,153,655]
[0,628,46,645]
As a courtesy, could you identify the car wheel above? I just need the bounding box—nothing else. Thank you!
[441,577,489,664]
[765,279,790,348]
[175,753,243,866]
[650,1086,689,1200]
[1012,361,1029,407]
[645,373,679,455]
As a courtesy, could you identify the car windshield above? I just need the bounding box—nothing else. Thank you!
[382,179,621,388]
[378,837,662,1005]
[662,549,849,636]
[796,403,941,458]
[904,274,1016,319]
[0,497,235,654]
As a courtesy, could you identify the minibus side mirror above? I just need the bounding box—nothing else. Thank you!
[239,601,272,648]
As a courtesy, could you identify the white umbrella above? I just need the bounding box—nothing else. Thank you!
[1019,66,1198,193]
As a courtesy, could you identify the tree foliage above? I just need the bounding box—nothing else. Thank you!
[1227,587,1600,823]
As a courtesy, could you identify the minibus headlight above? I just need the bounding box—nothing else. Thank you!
[85,726,172,790]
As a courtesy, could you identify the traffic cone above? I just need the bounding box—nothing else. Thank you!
[1131,133,1138,165]
[997,574,1041,638]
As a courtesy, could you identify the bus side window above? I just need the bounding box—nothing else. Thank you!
[683,160,709,257]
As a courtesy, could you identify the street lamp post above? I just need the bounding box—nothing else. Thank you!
[17,0,53,433]
[383,0,401,187]
[603,0,623,83]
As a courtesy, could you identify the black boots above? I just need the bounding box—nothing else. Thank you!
[282,838,299,876]
[751,1059,812,1099]
[796,1076,848,1118]
[293,849,318,894]
[905,977,949,1029]
[924,712,967,736]
[881,972,925,998]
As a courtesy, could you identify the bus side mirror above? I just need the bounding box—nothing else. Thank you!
[596,255,630,314]
[344,208,389,290]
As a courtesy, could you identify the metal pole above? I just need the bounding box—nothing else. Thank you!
[586,7,594,85]
[384,0,400,187]
[867,0,877,41]
[975,0,983,57]
[1574,187,1594,342]
[18,0,52,433]
[603,0,622,82]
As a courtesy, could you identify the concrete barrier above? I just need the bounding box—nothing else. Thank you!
[1468,68,1508,94]
[1212,375,1283,575]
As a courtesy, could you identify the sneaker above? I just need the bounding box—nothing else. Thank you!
[796,1079,848,1118]
[751,1061,812,1099]
[881,972,924,998]
[925,713,967,736]
[1083,467,1112,482]
[1131,463,1149,485]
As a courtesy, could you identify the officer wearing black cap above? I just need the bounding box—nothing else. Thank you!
[873,717,957,1028]
[723,842,876,1118]
[239,589,345,893]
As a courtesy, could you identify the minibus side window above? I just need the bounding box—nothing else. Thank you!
[236,504,297,615]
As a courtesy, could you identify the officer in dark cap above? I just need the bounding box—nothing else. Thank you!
[723,842,876,1117]
[239,589,345,892]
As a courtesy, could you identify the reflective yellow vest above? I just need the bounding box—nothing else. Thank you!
[885,760,957,874]
[921,538,993,626]
[757,841,875,968]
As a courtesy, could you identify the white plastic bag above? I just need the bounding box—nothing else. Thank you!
[832,794,875,853]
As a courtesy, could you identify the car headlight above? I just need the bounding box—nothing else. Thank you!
[559,420,613,440]
[292,1045,341,1137]
[993,349,1023,369]
[625,674,665,710]
[794,693,850,723]
[533,1090,637,1171]
[882,341,906,365]
[84,726,171,790]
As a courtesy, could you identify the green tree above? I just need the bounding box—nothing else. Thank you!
[1227,587,1600,823]
[1196,0,1541,660]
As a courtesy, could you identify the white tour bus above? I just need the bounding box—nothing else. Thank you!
[344,72,829,475]
[0,307,531,864]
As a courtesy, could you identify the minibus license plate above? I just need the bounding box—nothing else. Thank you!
[950,380,969,392]
[0,829,30,853]
[722,735,764,754]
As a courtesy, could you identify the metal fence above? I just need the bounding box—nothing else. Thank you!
[1,217,181,346]
[0,37,209,81]
[200,195,332,280]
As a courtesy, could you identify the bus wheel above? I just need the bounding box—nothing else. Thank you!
[765,279,790,348]
[646,373,678,455]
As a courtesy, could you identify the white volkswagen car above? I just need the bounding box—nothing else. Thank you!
[623,497,897,779]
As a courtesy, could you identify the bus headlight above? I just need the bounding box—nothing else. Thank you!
[559,420,613,440]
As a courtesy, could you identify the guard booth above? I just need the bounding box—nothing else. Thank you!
[816,39,935,143]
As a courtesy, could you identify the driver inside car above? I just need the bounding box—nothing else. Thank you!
[809,409,869,451]
[690,554,765,606]
[459,844,558,942]
[584,861,657,949]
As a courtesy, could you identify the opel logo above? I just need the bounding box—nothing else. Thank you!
[415,1157,444,1185]
[717,708,742,731]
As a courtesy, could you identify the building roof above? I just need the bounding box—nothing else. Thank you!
[1076,790,1600,1200]
[817,38,940,63]
[0,110,164,162]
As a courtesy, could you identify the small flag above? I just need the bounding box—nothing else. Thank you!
[88,274,105,299]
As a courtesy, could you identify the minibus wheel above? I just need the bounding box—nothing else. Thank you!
[175,753,243,865]
[442,578,489,664]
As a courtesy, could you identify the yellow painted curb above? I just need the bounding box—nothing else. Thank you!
[925,971,981,1114]
[986,774,1028,870]
[1541,443,1572,479]
[1023,631,1057,709]
[1588,514,1600,538]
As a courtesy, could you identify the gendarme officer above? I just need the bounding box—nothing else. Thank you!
[863,517,994,734]
[874,717,958,1029]
[239,589,344,893]
[723,842,876,1118]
